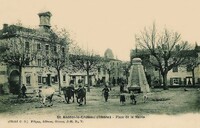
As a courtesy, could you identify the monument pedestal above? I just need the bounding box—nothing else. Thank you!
[128,58,150,93]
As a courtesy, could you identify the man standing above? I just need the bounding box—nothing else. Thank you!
[21,84,27,98]
[102,85,109,102]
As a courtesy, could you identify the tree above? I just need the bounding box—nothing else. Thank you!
[183,48,199,86]
[121,62,131,84]
[48,27,72,94]
[0,25,38,94]
[69,50,102,92]
[136,23,190,89]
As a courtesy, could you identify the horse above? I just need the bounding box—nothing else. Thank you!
[74,87,86,106]
[34,86,55,107]
[61,86,75,104]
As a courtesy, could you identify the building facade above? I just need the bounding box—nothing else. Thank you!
[0,11,69,93]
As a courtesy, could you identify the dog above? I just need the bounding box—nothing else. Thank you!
[143,93,148,103]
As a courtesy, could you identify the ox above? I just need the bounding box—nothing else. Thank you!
[61,86,75,104]
[74,87,86,106]
[34,86,55,107]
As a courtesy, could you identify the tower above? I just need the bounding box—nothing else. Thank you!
[38,11,52,30]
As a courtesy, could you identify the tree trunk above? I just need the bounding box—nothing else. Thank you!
[192,69,195,86]
[18,66,22,96]
[108,71,111,84]
[87,70,90,92]
[57,69,61,94]
[162,73,168,90]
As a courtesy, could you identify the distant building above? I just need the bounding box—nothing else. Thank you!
[94,48,124,86]
[104,48,114,59]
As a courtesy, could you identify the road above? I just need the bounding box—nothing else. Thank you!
[0,86,200,118]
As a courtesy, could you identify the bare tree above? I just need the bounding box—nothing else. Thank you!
[48,27,72,94]
[136,23,190,89]
[69,50,102,92]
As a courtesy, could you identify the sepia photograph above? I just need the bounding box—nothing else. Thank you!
[0,0,200,128]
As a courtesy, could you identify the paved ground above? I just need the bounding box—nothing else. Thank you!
[0,86,200,118]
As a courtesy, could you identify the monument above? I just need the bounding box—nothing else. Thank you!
[128,58,150,93]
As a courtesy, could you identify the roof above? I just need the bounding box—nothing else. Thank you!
[0,24,63,43]
[69,72,95,76]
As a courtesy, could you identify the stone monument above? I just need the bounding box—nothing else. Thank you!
[128,58,150,93]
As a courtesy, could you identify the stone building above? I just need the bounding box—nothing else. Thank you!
[0,11,68,93]
[96,49,124,86]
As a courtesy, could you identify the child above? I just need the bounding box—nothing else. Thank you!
[120,92,126,105]
[130,91,137,105]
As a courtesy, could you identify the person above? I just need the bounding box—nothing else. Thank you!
[21,84,27,98]
[77,85,84,105]
[130,91,137,105]
[102,85,109,102]
[120,92,126,105]
[112,77,116,86]
[120,83,124,93]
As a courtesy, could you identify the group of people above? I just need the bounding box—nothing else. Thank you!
[102,85,137,105]
[19,80,137,106]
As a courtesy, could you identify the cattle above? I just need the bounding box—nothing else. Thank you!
[34,86,55,107]
[61,86,75,104]
[74,86,86,106]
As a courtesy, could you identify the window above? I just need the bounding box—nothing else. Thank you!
[37,43,41,50]
[103,68,106,75]
[98,68,101,73]
[172,66,178,72]
[54,46,57,52]
[42,77,46,84]
[25,58,30,66]
[0,71,6,75]
[62,47,65,54]
[38,76,42,84]
[25,42,29,51]
[45,44,49,54]
[45,44,49,50]
[54,75,58,82]
[26,76,31,85]
[52,77,55,83]
[46,59,49,66]
[187,65,192,72]
[38,59,42,67]
[55,59,59,65]
[172,78,180,85]
[63,75,66,82]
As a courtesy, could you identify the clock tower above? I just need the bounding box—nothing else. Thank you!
[38,11,52,30]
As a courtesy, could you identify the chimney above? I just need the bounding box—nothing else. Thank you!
[3,24,8,29]
[38,11,52,30]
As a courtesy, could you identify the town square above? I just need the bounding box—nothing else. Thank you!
[0,1,200,128]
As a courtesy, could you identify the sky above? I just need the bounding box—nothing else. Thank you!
[0,0,200,61]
